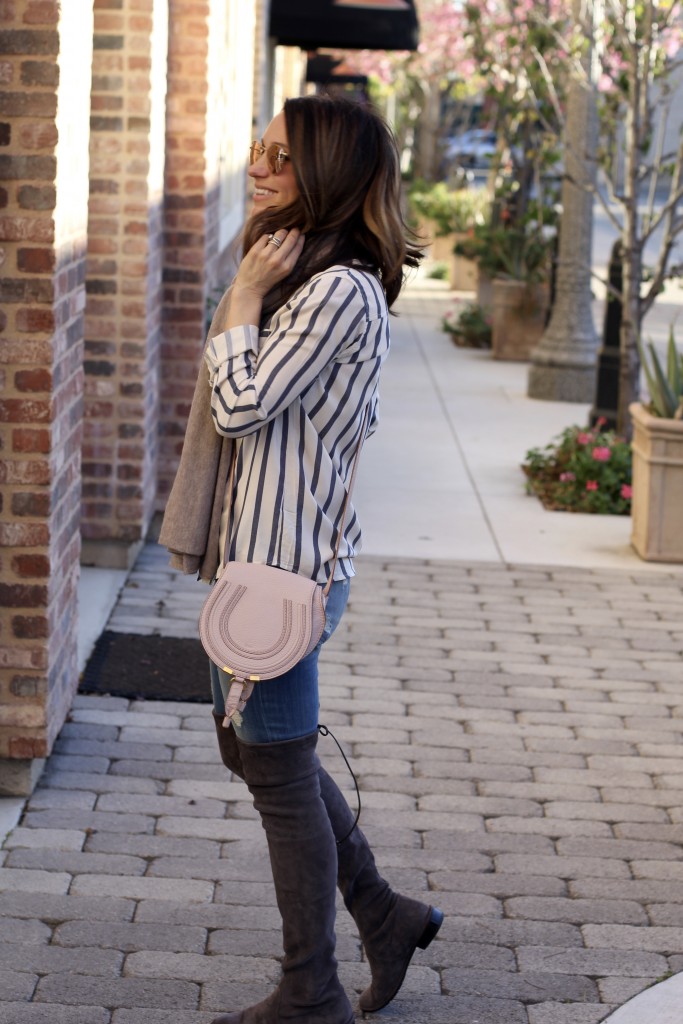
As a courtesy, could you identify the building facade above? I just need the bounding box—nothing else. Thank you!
[0,0,302,795]
[0,0,419,795]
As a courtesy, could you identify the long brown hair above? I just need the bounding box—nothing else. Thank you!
[243,95,422,311]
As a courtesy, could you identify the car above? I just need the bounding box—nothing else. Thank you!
[445,129,499,168]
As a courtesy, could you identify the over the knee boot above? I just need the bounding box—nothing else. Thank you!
[318,768,443,1013]
[212,711,243,777]
[211,730,354,1024]
[212,714,442,1014]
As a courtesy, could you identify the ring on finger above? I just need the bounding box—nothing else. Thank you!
[267,233,283,248]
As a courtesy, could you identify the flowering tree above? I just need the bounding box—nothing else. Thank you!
[339,0,477,180]
[463,0,570,190]
[582,0,683,432]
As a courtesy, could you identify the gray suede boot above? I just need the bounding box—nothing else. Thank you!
[211,729,353,1024]
[212,714,443,1013]
[318,768,443,1013]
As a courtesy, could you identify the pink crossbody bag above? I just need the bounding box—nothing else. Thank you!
[199,408,369,725]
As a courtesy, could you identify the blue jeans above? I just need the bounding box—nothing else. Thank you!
[209,577,350,744]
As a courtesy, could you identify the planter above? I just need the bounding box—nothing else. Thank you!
[417,220,453,263]
[629,401,683,562]
[449,231,478,291]
[430,232,455,263]
[477,271,494,311]
[491,278,549,361]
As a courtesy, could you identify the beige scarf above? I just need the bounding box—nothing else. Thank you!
[158,286,234,583]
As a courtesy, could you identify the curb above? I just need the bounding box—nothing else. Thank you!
[602,973,683,1023]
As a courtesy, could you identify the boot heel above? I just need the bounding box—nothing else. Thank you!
[417,906,444,950]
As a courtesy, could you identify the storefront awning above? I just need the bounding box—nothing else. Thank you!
[269,0,419,52]
[306,54,367,85]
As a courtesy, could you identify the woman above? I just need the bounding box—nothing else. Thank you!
[160,95,443,1024]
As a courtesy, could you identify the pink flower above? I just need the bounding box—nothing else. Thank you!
[559,471,575,482]
[592,446,612,462]
[595,416,607,429]
[577,432,594,445]
[621,484,633,500]
[586,480,599,492]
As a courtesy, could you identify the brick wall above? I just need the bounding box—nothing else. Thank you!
[158,0,255,505]
[81,0,169,567]
[253,0,274,134]
[0,0,93,794]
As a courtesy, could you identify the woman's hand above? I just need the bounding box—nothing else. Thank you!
[226,229,305,331]
[238,228,305,297]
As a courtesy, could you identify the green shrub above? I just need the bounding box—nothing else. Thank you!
[522,422,632,514]
[409,181,490,236]
[442,303,492,348]
[427,261,450,280]
[638,327,683,419]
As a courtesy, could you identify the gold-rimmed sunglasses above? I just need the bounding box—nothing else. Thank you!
[249,140,291,175]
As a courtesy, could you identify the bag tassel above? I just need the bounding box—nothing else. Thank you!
[224,674,257,726]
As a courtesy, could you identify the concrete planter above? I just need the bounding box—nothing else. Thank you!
[449,232,478,292]
[429,231,455,263]
[491,278,549,361]
[477,271,494,312]
[629,401,683,563]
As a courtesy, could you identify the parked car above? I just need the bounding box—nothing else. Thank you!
[445,129,498,168]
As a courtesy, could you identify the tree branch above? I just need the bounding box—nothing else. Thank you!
[590,264,625,303]
[642,132,683,313]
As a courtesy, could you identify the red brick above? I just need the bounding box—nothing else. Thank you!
[23,1,59,24]
[19,59,59,86]
[0,29,58,54]
[0,584,48,607]
[15,368,52,392]
[16,247,55,273]
[94,12,124,30]
[15,307,55,332]
[0,522,49,547]
[3,455,51,484]
[11,492,50,516]
[17,121,58,150]
[12,615,49,639]
[10,676,46,697]
[9,736,48,758]
[0,399,50,423]
[0,216,54,243]
[12,428,51,454]
[18,184,56,210]
[11,554,50,578]
[0,92,57,117]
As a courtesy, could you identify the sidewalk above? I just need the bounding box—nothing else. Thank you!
[1,279,683,1024]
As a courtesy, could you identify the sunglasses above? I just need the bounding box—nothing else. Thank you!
[249,140,291,175]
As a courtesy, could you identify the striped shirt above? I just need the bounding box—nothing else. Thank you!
[204,264,390,584]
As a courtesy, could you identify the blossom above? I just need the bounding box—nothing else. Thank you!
[577,432,594,445]
[592,446,612,462]
[559,471,575,482]
[621,484,633,500]
[586,480,599,491]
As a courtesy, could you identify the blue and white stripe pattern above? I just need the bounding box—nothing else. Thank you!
[204,265,390,584]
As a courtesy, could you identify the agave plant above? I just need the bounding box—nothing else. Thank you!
[638,328,683,420]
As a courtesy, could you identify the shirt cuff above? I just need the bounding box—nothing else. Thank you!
[204,325,259,374]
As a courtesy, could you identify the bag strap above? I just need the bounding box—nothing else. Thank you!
[221,404,371,592]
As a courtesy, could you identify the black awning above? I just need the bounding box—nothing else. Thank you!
[270,0,419,52]
[306,54,367,84]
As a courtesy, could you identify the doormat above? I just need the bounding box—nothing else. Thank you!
[80,630,212,703]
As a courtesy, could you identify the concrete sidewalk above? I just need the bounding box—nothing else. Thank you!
[1,280,683,1024]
